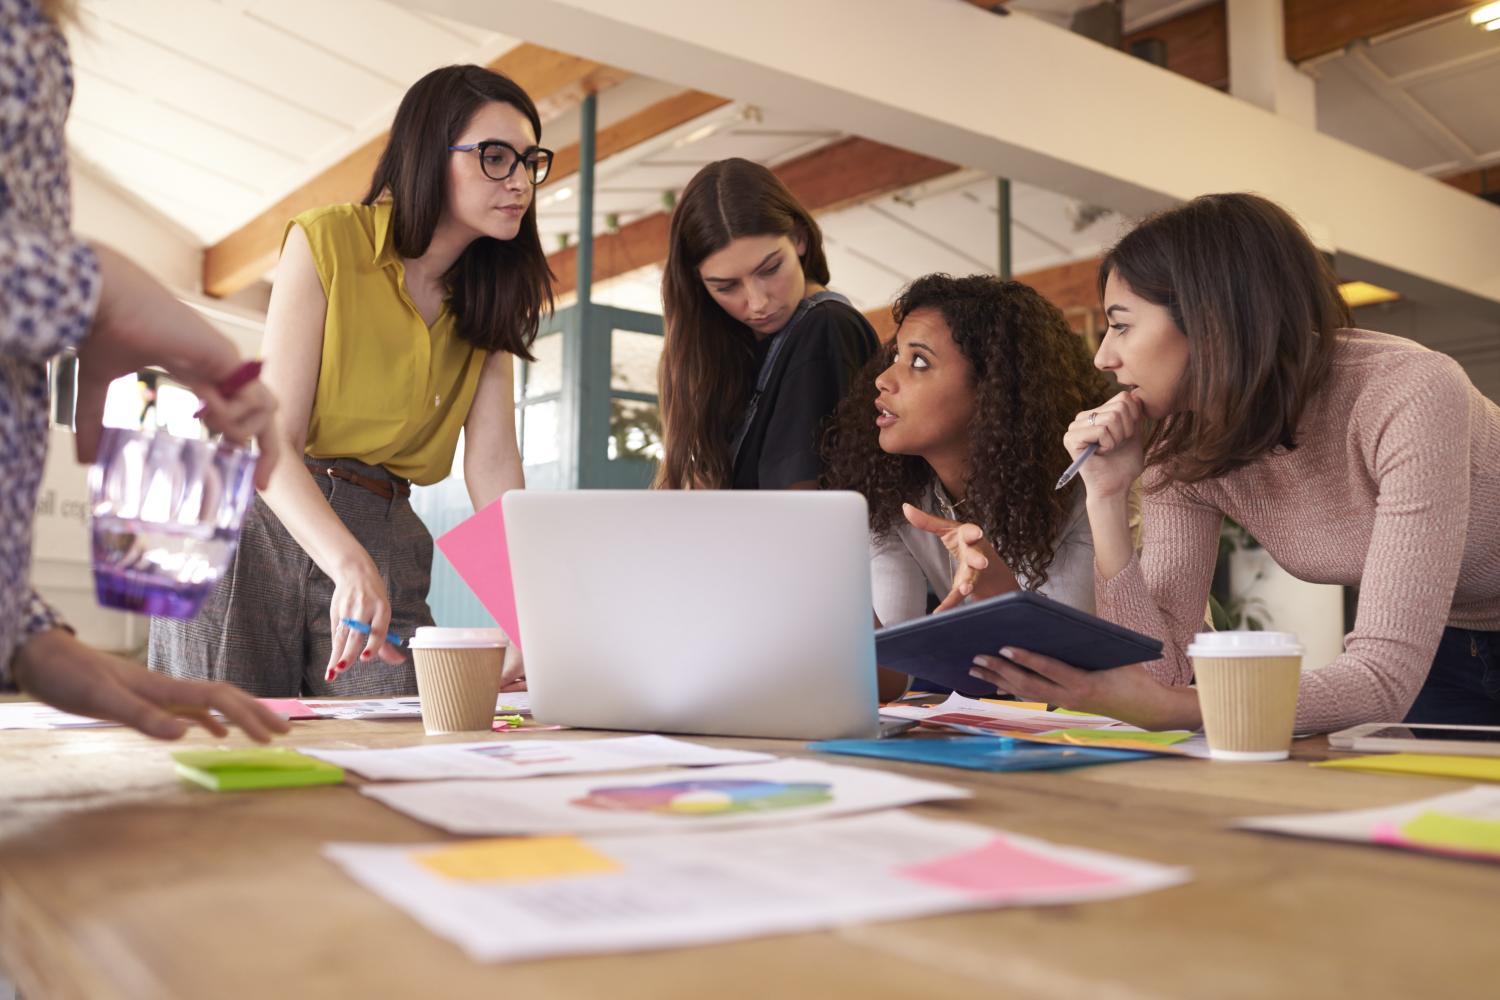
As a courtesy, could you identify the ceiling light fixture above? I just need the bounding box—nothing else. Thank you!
[1471,2,1500,29]
[672,123,721,149]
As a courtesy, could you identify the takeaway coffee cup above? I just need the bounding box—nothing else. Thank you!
[407,627,507,735]
[1187,631,1303,761]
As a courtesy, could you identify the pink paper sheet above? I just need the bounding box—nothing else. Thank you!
[899,836,1118,898]
[257,698,322,720]
[435,498,522,651]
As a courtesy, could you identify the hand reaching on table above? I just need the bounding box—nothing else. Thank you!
[13,628,290,741]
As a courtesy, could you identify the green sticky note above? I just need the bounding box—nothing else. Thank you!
[1399,811,1500,858]
[1051,728,1192,746]
[172,748,344,792]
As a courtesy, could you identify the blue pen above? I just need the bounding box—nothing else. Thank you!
[340,617,404,647]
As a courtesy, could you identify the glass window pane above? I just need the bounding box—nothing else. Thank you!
[521,399,560,466]
[523,331,563,400]
[611,329,662,395]
[607,398,663,462]
[102,372,204,439]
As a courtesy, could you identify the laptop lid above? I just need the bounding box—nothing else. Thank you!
[502,490,879,740]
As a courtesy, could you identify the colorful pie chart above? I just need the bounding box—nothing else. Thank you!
[573,778,834,816]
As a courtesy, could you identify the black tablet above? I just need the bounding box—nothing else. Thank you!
[875,590,1165,697]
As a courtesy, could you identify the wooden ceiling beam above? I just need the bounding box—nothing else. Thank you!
[1283,0,1475,64]
[1442,165,1500,197]
[202,43,626,298]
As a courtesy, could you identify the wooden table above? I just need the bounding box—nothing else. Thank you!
[0,717,1493,999]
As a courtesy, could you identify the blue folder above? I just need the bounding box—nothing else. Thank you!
[809,736,1151,772]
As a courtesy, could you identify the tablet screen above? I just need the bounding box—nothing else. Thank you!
[1365,725,1500,743]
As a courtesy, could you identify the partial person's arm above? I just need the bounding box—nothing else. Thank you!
[13,628,289,742]
[462,349,525,510]
[1063,389,1219,686]
[75,247,280,476]
[1093,484,1223,687]
[0,219,99,360]
[461,348,528,689]
[2,218,98,670]
[256,223,402,677]
[1294,359,1474,732]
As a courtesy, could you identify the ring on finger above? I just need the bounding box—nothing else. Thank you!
[1088,411,1098,426]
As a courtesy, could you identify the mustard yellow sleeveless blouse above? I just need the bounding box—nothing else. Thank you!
[288,202,485,486]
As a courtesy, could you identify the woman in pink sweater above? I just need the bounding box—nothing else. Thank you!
[968,193,1499,734]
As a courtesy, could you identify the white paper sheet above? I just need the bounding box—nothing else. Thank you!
[299,692,531,721]
[301,735,774,781]
[324,810,1190,963]
[880,693,1131,733]
[1237,785,1500,858]
[881,694,1213,757]
[361,758,971,836]
[0,702,117,730]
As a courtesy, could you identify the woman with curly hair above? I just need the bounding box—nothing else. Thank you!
[824,273,1114,642]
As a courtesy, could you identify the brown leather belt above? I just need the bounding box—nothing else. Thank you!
[305,460,411,500]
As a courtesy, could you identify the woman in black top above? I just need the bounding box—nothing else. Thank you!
[656,158,879,489]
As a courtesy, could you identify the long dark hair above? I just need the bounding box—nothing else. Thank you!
[824,275,1111,589]
[1099,192,1350,485]
[363,64,553,361]
[655,158,831,489]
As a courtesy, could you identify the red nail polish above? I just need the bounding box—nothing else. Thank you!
[360,650,371,660]
[336,660,346,670]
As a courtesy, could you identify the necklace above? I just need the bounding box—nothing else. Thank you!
[933,481,970,520]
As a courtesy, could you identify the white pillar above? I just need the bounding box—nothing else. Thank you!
[1226,0,1317,127]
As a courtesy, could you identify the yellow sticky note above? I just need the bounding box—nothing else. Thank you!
[414,836,621,882]
[1314,754,1500,783]
[979,700,1049,711]
[1399,812,1500,857]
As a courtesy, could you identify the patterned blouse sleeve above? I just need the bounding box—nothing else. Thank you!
[0,219,101,361]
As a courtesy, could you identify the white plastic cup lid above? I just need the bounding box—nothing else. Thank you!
[1187,631,1303,659]
[407,626,508,649]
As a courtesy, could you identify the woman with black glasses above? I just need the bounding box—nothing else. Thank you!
[150,64,554,697]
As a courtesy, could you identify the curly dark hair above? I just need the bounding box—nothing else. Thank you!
[822,274,1112,589]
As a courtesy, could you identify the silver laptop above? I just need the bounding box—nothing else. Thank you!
[503,490,881,740]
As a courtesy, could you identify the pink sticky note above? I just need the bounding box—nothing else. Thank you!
[899,836,1118,898]
[256,698,323,721]
[435,498,521,651]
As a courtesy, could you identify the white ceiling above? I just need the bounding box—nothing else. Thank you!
[1310,13,1500,178]
[64,0,1500,314]
[534,102,843,253]
[65,0,519,243]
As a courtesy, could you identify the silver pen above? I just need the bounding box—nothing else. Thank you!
[1053,442,1099,491]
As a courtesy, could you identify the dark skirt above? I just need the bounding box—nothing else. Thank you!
[147,458,434,697]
